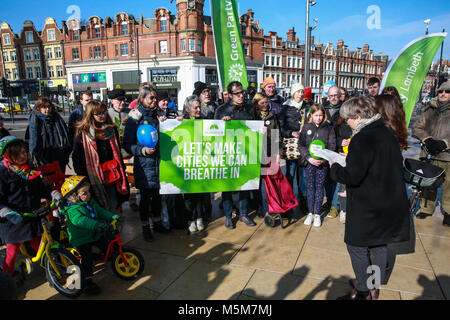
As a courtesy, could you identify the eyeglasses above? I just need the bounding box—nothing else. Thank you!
[438,90,449,94]
[93,111,107,116]
[148,96,157,100]
[231,90,246,96]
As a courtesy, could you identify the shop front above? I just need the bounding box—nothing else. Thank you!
[72,72,107,99]
[148,68,181,106]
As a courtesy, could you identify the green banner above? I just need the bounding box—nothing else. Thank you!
[210,0,249,90]
[380,32,447,127]
[159,119,263,194]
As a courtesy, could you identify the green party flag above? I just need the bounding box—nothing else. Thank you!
[159,119,263,194]
[210,0,249,90]
[380,32,447,128]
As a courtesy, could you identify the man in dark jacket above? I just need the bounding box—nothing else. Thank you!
[215,81,256,229]
[323,86,341,217]
[262,77,285,115]
[68,90,92,148]
[330,96,410,300]
[193,81,218,119]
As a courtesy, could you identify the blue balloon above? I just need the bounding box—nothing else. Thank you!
[137,123,158,148]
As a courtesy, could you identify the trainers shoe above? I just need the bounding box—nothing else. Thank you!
[239,215,256,227]
[304,213,314,226]
[327,206,339,218]
[196,218,205,231]
[225,217,235,229]
[188,220,198,233]
[339,210,346,224]
[142,225,154,242]
[313,214,322,227]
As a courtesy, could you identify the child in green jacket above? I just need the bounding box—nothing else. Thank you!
[61,175,119,295]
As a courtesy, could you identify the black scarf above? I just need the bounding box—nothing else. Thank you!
[32,111,70,151]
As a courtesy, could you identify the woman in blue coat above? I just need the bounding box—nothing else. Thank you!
[123,86,169,241]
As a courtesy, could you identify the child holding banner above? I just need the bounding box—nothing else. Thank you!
[299,104,336,227]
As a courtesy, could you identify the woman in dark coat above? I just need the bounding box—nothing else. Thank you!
[123,86,169,241]
[27,97,71,173]
[330,96,410,300]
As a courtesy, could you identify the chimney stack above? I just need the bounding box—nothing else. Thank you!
[363,44,369,53]
[337,39,344,49]
[287,27,296,41]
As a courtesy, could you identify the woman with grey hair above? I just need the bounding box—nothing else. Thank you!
[181,95,210,232]
[123,85,170,241]
[330,95,410,300]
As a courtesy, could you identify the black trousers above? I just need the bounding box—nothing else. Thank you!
[138,188,162,224]
[76,236,110,283]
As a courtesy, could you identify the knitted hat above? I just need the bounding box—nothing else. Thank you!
[290,83,305,96]
[107,89,126,100]
[193,81,209,96]
[262,76,276,88]
[304,86,312,99]
[438,80,450,92]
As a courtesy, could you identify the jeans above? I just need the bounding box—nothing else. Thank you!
[285,160,307,197]
[324,171,338,208]
[222,191,249,218]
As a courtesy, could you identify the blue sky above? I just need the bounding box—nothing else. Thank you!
[1,0,449,61]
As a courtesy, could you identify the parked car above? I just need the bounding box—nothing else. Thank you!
[0,98,10,112]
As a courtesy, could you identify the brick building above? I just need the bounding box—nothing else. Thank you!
[2,0,388,104]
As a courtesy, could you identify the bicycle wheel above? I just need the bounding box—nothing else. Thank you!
[111,247,145,280]
[44,248,83,298]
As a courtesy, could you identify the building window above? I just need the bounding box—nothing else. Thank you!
[5,69,11,80]
[94,46,101,58]
[35,66,41,78]
[48,66,54,78]
[197,39,202,53]
[271,36,276,48]
[181,39,186,52]
[121,23,128,35]
[57,65,63,77]
[26,67,33,79]
[13,68,18,80]
[2,34,11,45]
[277,56,281,66]
[2,52,8,62]
[243,43,248,56]
[115,45,119,56]
[160,18,167,32]
[55,47,61,58]
[26,31,33,43]
[46,48,53,59]
[189,38,195,52]
[24,49,31,60]
[73,29,79,40]
[72,48,79,60]
[48,29,56,41]
[10,51,16,61]
[131,43,135,56]
[265,55,270,65]
[120,43,128,56]
[271,56,275,66]
[159,40,168,53]
[94,26,101,38]
[33,48,40,60]
[241,23,247,36]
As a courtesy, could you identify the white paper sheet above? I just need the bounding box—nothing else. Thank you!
[314,149,347,167]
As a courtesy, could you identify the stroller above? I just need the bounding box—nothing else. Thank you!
[262,163,299,228]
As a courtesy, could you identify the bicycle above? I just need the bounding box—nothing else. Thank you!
[72,218,145,281]
[0,203,83,298]
[403,144,446,218]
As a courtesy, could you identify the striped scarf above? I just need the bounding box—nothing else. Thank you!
[2,159,41,180]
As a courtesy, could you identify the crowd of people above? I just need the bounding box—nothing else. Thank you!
[0,75,449,299]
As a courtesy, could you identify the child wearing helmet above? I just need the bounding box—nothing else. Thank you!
[0,136,63,276]
[60,175,120,295]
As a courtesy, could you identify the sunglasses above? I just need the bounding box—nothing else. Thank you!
[438,90,449,94]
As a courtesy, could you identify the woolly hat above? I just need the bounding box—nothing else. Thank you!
[157,90,169,101]
[290,83,305,96]
[304,86,312,99]
[193,81,209,96]
[438,80,450,92]
[262,76,276,88]
[107,89,126,100]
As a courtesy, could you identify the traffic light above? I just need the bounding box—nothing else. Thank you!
[0,77,6,94]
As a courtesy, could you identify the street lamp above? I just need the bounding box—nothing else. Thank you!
[424,19,431,35]
[304,0,317,87]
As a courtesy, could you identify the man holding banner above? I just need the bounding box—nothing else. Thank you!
[214,81,257,229]
[412,81,450,226]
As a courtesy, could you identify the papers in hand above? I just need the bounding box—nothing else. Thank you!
[314,149,347,167]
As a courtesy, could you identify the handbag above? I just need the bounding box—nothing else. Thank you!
[102,159,121,186]
[281,137,301,160]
